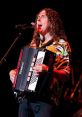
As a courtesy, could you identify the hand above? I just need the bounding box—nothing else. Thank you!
[9,69,17,84]
[33,64,48,73]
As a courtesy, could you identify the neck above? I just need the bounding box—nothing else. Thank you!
[39,32,53,48]
[40,32,53,42]
[44,32,53,41]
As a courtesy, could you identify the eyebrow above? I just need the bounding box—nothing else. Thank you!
[38,14,46,18]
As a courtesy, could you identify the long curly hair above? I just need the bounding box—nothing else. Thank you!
[30,8,67,47]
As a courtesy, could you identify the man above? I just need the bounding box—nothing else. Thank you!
[9,8,72,117]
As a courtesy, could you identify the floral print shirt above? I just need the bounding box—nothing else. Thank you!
[44,39,72,105]
[46,38,71,75]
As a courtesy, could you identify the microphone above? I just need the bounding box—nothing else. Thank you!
[15,22,35,30]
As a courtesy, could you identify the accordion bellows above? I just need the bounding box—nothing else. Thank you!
[14,47,56,93]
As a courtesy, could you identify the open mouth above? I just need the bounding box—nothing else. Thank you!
[37,24,42,31]
[38,24,42,27]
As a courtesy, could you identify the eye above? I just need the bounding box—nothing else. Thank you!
[41,15,47,18]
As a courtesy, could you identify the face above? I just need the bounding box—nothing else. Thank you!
[36,10,50,35]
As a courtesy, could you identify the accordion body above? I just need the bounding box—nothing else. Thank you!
[14,47,56,93]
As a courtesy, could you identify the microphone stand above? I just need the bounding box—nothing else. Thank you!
[0,32,22,66]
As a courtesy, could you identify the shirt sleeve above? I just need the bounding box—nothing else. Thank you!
[53,39,71,75]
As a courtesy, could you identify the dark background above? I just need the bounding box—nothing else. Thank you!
[0,0,82,116]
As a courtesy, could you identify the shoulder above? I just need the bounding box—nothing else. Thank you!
[50,38,71,58]
[53,38,71,52]
[53,38,69,46]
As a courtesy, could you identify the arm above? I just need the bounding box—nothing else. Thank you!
[50,39,71,81]
[9,69,17,87]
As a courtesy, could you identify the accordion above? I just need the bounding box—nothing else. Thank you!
[14,46,56,93]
